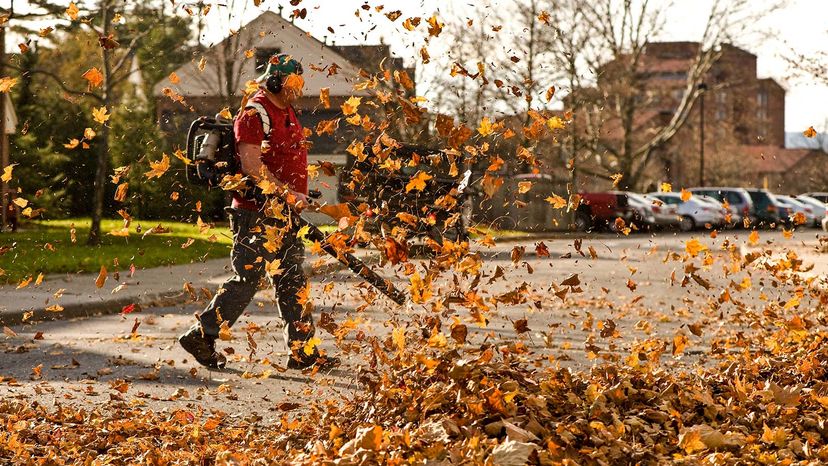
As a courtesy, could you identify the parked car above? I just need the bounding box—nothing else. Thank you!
[803,192,828,204]
[688,187,753,226]
[648,192,725,231]
[744,188,788,227]
[796,195,828,227]
[642,194,681,228]
[776,195,818,227]
[575,191,653,231]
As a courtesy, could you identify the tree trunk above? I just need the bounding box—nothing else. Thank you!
[88,0,113,245]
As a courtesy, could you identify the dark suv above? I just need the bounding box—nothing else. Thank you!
[744,188,788,227]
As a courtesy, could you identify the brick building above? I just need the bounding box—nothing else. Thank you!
[570,41,824,193]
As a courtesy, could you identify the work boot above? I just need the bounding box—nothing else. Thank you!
[287,352,341,372]
[179,326,226,369]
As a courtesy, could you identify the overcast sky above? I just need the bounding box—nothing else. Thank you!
[6,0,827,133]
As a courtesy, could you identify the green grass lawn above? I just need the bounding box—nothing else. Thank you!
[0,218,233,284]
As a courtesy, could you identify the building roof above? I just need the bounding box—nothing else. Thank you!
[152,11,368,98]
[741,145,816,174]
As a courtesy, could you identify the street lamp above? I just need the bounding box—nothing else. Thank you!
[697,82,708,187]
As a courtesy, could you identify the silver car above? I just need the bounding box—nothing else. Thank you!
[689,187,754,226]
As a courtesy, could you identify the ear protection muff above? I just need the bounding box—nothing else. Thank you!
[265,71,284,94]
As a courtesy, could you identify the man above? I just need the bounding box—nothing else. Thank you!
[179,53,338,371]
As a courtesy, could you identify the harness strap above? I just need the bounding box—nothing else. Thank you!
[244,102,271,140]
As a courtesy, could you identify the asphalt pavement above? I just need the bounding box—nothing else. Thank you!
[1,229,826,416]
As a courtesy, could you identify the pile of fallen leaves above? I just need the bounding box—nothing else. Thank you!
[4,322,828,464]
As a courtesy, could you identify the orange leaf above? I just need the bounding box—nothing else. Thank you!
[95,265,107,288]
[81,68,104,89]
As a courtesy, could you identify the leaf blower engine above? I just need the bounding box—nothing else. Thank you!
[185,114,237,187]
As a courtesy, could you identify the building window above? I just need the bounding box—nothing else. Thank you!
[255,47,281,73]
[757,90,768,120]
[715,91,727,121]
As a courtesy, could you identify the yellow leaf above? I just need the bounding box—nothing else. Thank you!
[319,87,330,109]
[296,225,310,240]
[198,56,207,72]
[346,140,366,161]
[218,107,232,120]
[679,429,707,454]
[169,72,180,84]
[517,181,532,194]
[114,182,128,202]
[392,327,405,353]
[218,321,233,341]
[65,2,79,20]
[35,273,44,286]
[265,259,282,276]
[64,139,81,149]
[46,304,64,312]
[610,173,623,188]
[144,154,170,179]
[0,164,14,182]
[12,197,28,208]
[16,276,32,289]
[685,238,708,257]
[544,194,567,209]
[0,76,18,93]
[803,126,817,138]
[95,265,107,288]
[660,182,672,192]
[680,188,692,201]
[748,230,759,246]
[341,96,361,116]
[108,228,130,237]
[303,337,322,355]
[173,149,191,165]
[672,333,689,355]
[546,116,565,130]
[81,68,104,89]
[92,106,110,124]
[478,117,494,136]
[83,127,96,140]
[405,171,432,192]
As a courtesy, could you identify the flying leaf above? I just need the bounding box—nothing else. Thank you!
[748,230,759,246]
[0,76,18,93]
[341,96,361,116]
[478,117,494,137]
[544,194,567,209]
[92,106,110,124]
[803,126,817,138]
[169,72,180,84]
[65,2,80,20]
[81,68,104,89]
[680,189,692,201]
[1,164,16,182]
[610,173,623,188]
[405,171,432,192]
[265,259,282,276]
[95,265,107,288]
[320,87,330,109]
[303,337,322,355]
[660,182,672,192]
[546,116,565,130]
[517,181,532,194]
[685,238,707,257]
[144,154,170,179]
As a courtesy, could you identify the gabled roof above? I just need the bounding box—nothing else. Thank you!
[152,11,366,98]
[741,145,819,174]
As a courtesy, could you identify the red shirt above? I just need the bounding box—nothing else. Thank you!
[232,91,308,211]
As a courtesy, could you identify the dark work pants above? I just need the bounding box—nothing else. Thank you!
[196,207,315,360]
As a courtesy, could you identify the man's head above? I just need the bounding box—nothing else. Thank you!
[257,53,304,103]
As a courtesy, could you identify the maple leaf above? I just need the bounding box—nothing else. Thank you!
[319,87,330,109]
[544,194,567,209]
[169,72,180,84]
[405,171,432,192]
[0,76,18,93]
[685,238,708,257]
[81,67,103,89]
[803,126,817,138]
[427,14,443,36]
[92,106,110,124]
[0,164,14,182]
[303,337,322,355]
[546,116,565,130]
[265,259,282,276]
[144,154,170,179]
[481,173,504,198]
[660,182,672,192]
[65,2,79,20]
[517,181,532,194]
[610,173,623,188]
[478,117,494,137]
[341,96,361,116]
[680,188,692,201]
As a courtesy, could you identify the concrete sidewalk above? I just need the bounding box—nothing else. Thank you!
[0,250,380,327]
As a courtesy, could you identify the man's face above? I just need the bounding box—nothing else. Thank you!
[282,73,304,102]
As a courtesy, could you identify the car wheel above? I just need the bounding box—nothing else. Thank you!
[679,216,695,232]
[574,212,591,232]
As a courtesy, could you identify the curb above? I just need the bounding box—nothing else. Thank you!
[1,253,381,328]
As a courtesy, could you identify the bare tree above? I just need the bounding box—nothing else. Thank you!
[546,0,767,189]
